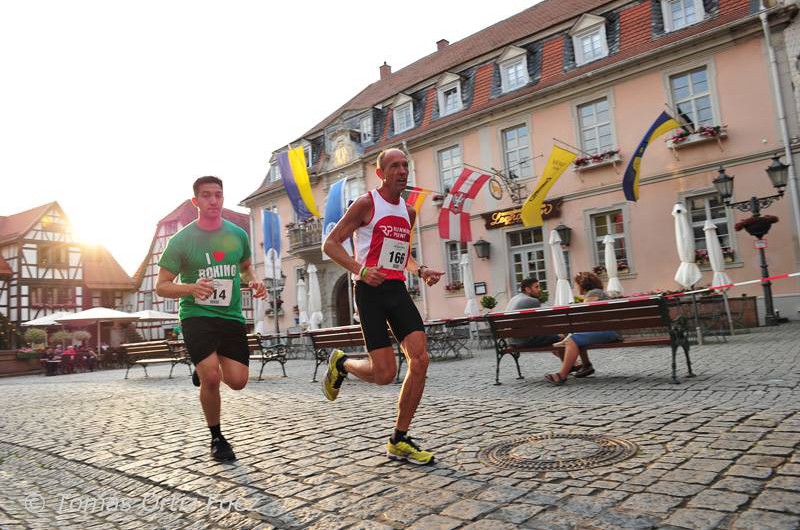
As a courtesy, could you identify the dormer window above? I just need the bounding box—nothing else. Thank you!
[662,0,705,32]
[497,46,530,94]
[570,14,609,66]
[392,94,415,134]
[360,115,373,143]
[436,73,463,117]
[303,145,312,168]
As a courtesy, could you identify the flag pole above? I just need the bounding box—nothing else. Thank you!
[402,141,430,320]
[272,255,280,337]
[552,137,592,157]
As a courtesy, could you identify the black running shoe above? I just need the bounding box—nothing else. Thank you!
[211,437,236,462]
[192,370,200,387]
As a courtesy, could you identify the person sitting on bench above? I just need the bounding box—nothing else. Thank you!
[505,277,561,347]
[544,271,620,385]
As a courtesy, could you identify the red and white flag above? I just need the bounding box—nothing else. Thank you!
[438,168,490,242]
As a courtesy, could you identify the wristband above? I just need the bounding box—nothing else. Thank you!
[359,266,368,279]
[417,266,427,278]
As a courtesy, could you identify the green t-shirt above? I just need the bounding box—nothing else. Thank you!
[159,219,251,323]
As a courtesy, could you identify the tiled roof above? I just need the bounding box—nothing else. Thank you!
[0,202,57,245]
[83,245,136,290]
[304,0,612,137]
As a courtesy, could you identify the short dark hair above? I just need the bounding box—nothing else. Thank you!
[520,277,540,291]
[193,176,223,196]
[574,271,603,293]
[376,148,405,171]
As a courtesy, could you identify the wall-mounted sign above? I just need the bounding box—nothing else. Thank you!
[474,282,487,295]
[488,178,503,200]
[481,199,562,230]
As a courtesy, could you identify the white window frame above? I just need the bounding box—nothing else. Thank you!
[303,145,312,168]
[576,97,616,155]
[666,63,719,129]
[679,189,739,265]
[444,241,467,286]
[437,145,462,192]
[437,73,463,117]
[584,204,634,274]
[497,46,529,94]
[241,289,253,310]
[268,163,281,182]
[393,102,414,133]
[662,0,706,32]
[573,27,608,66]
[359,115,373,143]
[501,124,532,179]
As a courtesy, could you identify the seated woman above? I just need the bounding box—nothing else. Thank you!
[544,271,620,386]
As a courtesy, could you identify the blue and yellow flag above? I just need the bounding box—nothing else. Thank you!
[277,147,320,219]
[622,112,681,201]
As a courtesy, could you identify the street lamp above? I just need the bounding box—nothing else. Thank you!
[473,238,491,260]
[712,155,790,326]
[554,224,572,247]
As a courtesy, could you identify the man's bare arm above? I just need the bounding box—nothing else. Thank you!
[155,268,213,300]
[240,258,266,299]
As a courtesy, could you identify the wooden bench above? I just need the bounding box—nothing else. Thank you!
[480,296,693,385]
[247,333,288,381]
[307,324,404,384]
[121,340,191,379]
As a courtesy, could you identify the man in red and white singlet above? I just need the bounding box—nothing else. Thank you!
[322,148,444,465]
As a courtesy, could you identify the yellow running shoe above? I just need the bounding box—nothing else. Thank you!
[386,436,435,465]
[322,349,347,401]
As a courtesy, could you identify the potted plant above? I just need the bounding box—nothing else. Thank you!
[480,295,497,312]
[735,214,778,239]
[72,330,92,345]
[23,328,47,348]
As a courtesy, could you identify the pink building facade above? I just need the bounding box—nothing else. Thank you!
[243,0,800,331]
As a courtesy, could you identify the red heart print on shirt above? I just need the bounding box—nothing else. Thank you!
[212,251,225,262]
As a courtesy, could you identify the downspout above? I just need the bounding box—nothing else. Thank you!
[761,4,800,253]
[403,141,429,320]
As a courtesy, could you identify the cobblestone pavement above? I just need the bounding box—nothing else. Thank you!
[1,323,799,529]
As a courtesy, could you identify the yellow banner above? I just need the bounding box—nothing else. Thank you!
[288,146,320,217]
[521,146,576,227]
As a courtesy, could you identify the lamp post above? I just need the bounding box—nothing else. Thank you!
[554,224,572,247]
[473,238,491,260]
[712,155,789,326]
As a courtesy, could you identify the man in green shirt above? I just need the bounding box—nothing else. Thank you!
[157,176,266,462]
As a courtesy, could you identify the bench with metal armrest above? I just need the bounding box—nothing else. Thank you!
[480,296,693,385]
[247,333,287,381]
[121,340,191,379]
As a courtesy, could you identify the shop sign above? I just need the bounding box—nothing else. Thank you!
[482,199,562,230]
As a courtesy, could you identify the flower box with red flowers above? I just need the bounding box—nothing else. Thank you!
[573,149,621,171]
[735,215,778,238]
[444,281,463,292]
[667,125,727,148]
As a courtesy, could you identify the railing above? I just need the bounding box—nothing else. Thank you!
[287,219,323,252]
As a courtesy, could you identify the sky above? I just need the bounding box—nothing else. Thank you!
[1,0,541,276]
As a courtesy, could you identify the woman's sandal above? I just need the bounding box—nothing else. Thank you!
[574,363,595,378]
[544,373,566,386]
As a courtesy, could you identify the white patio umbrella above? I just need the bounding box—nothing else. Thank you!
[307,264,323,330]
[460,253,479,316]
[704,220,735,335]
[55,307,139,348]
[548,230,573,306]
[253,296,266,335]
[603,234,624,296]
[296,277,309,327]
[672,203,703,289]
[132,310,179,321]
[21,311,73,327]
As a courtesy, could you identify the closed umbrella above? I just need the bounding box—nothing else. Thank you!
[704,220,735,335]
[253,296,266,335]
[672,203,703,343]
[460,253,479,316]
[56,307,139,349]
[296,278,309,327]
[307,264,323,330]
[603,235,624,295]
[672,203,702,289]
[548,230,573,305]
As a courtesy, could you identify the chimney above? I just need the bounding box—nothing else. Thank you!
[380,62,391,80]
[437,39,449,51]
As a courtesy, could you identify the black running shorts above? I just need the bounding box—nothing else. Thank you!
[355,280,425,351]
[181,316,250,366]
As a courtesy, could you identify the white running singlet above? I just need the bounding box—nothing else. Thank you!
[353,189,412,281]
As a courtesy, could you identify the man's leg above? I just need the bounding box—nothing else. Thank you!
[343,346,397,385]
[396,330,429,432]
[195,352,224,427]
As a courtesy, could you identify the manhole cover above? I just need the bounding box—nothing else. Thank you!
[477,433,638,471]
